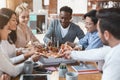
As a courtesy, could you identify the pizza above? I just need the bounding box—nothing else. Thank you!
[36,44,72,58]
[36,46,61,58]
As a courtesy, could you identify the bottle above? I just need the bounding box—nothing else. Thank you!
[58,63,68,77]
[42,23,45,33]
[51,31,58,47]
[51,33,55,47]
[56,38,59,48]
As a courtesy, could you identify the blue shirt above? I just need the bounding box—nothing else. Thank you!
[78,31,103,50]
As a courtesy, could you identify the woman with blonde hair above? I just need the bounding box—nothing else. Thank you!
[15,3,41,48]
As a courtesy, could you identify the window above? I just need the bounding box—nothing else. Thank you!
[0,0,6,8]
[57,0,87,14]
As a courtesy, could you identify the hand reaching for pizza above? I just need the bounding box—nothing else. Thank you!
[35,44,73,58]
[60,44,73,53]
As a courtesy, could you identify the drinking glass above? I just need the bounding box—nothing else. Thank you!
[23,61,33,74]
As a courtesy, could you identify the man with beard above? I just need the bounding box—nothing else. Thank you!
[62,8,120,80]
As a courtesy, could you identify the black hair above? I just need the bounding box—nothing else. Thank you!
[0,8,17,44]
[0,14,9,29]
[96,8,120,39]
[0,14,9,42]
[60,6,73,15]
[84,10,98,25]
[0,8,16,21]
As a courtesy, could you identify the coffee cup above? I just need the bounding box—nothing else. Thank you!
[23,61,33,74]
[58,63,68,77]
[58,68,68,77]
[66,72,78,80]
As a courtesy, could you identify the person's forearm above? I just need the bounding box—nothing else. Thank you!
[70,47,110,61]
[10,55,24,64]
[24,52,33,59]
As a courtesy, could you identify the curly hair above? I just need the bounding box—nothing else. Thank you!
[15,2,29,22]
[60,6,73,15]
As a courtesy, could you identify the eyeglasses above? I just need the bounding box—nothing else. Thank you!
[85,22,94,26]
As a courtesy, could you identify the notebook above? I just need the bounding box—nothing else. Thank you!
[72,64,99,74]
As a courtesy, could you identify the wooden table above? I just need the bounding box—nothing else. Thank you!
[59,67,101,80]
[12,62,101,80]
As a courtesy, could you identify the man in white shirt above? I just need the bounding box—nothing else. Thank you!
[63,8,120,80]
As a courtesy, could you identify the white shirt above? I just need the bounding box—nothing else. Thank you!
[0,40,33,77]
[102,44,120,80]
[60,25,70,38]
[0,40,16,58]
[0,40,24,64]
[70,44,120,80]
[0,49,24,77]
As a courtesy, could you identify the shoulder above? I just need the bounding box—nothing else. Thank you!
[70,22,79,27]
[84,32,90,37]
[50,19,59,24]
[70,23,81,30]
[93,31,100,38]
[0,40,8,44]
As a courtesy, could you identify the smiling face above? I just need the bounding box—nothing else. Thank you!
[59,11,72,28]
[85,17,97,33]
[18,10,29,25]
[8,14,17,31]
[0,14,17,39]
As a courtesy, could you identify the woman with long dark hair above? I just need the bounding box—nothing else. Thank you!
[0,8,41,77]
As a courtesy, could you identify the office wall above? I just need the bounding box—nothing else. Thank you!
[57,0,87,14]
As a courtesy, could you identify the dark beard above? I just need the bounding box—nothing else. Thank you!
[103,41,109,46]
